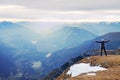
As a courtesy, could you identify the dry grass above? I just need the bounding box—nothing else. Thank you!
[56,55,120,80]
[72,66,120,80]
[79,55,120,68]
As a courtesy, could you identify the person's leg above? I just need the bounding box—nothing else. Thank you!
[104,47,107,56]
[101,48,103,56]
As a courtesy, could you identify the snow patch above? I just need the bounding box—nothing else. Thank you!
[86,73,96,76]
[67,63,107,77]
[87,57,90,59]
[32,61,41,69]
[46,53,52,58]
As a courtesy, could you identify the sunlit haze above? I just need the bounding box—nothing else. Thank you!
[24,22,62,35]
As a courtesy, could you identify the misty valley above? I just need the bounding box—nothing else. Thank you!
[0,21,120,80]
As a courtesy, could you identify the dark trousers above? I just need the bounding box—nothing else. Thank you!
[101,47,107,56]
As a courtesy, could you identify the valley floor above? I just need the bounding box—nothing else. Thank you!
[56,55,120,80]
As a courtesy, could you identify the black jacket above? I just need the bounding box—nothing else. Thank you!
[96,40,110,48]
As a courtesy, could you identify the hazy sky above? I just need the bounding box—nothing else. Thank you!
[0,0,120,22]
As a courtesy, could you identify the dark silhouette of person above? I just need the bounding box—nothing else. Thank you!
[96,39,110,56]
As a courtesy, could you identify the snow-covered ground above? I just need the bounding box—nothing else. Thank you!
[67,63,107,77]
[86,73,96,76]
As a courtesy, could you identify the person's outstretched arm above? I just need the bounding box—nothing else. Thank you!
[96,41,102,43]
[105,40,110,43]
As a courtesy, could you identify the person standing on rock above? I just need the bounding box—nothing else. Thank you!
[96,39,110,56]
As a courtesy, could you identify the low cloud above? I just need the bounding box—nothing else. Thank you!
[31,61,42,69]
[0,0,120,10]
[0,6,120,22]
[0,0,120,22]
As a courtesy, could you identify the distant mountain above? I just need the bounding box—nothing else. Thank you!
[0,21,39,48]
[47,26,97,50]
[0,43,17,77]
[67,22,120,35]
[0,41,49,80]
[80,32,120,52]
[0,21,48,80]
[0,21,22,29]
[102,32,120,41]
[29,26,97,52]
